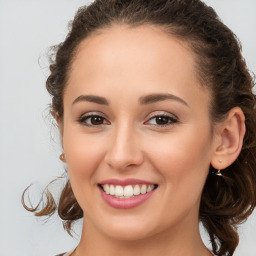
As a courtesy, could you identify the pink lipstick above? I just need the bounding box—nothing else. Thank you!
[98,179,158,209]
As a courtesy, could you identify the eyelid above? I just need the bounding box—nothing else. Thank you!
[146,111,178,120]
[79,111,106,118]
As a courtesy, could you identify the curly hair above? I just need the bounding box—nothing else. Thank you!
[22,0,256,255]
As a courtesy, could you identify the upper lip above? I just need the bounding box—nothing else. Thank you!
[99,178,157,186]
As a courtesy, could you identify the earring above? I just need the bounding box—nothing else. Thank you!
[216,169,223,176]
[216,159,222,176]
[59,153,66,162]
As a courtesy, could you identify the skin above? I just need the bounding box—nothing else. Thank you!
[58,25,245,256]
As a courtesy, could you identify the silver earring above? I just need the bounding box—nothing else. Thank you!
[216,169,223,176]
[215,160,223,176]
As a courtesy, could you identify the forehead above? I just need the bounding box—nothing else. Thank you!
[71,25,196,80]
[65,24,210,109]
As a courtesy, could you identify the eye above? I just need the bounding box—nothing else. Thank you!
[78,113,110,127]
[145,114,178,127]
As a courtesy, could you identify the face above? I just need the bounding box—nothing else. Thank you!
[61,25,217,241]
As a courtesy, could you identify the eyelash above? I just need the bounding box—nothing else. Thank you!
[78,112,179,128]
[145,113,178,127]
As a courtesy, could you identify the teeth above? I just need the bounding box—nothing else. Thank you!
[109,185,115,195]
[115,185,124,197]
[134,185,140,195]
[103,184,110,194]
[141,184,147,194]
[102,184,155,198]
[124,185,133,197]
[147,185,153,192]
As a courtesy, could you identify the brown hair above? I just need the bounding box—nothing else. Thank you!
[22,0,256,255]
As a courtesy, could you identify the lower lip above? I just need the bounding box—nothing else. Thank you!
[99,187,156,209]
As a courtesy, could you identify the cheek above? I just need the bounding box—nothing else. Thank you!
[148,126,212,188]
[62,129,107,211]
[62,126,104,185]
[147,129,212,222]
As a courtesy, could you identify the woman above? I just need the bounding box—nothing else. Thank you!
[22,0,256,255]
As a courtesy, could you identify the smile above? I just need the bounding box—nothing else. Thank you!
[98,179,158,209]
[99,184,157,198]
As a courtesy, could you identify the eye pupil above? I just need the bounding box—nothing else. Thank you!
[156,116,169,125]
[91,116,103,125]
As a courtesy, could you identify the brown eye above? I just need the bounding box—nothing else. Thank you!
[90,116,104,125]
[146,114,178,127]
[79,114,110,127]
[155,116,170,125]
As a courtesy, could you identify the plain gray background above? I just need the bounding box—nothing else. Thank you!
[0,0,255,255]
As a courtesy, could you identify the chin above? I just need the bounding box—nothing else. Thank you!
[96,217,161,241]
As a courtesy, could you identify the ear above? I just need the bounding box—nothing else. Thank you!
[211,107,246,170]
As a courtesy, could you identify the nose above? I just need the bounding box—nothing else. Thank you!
[104,123,144,171]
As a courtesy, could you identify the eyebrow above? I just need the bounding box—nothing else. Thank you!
[139,93,189,107]
[72,95,109,105]
[72,93,189,107]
